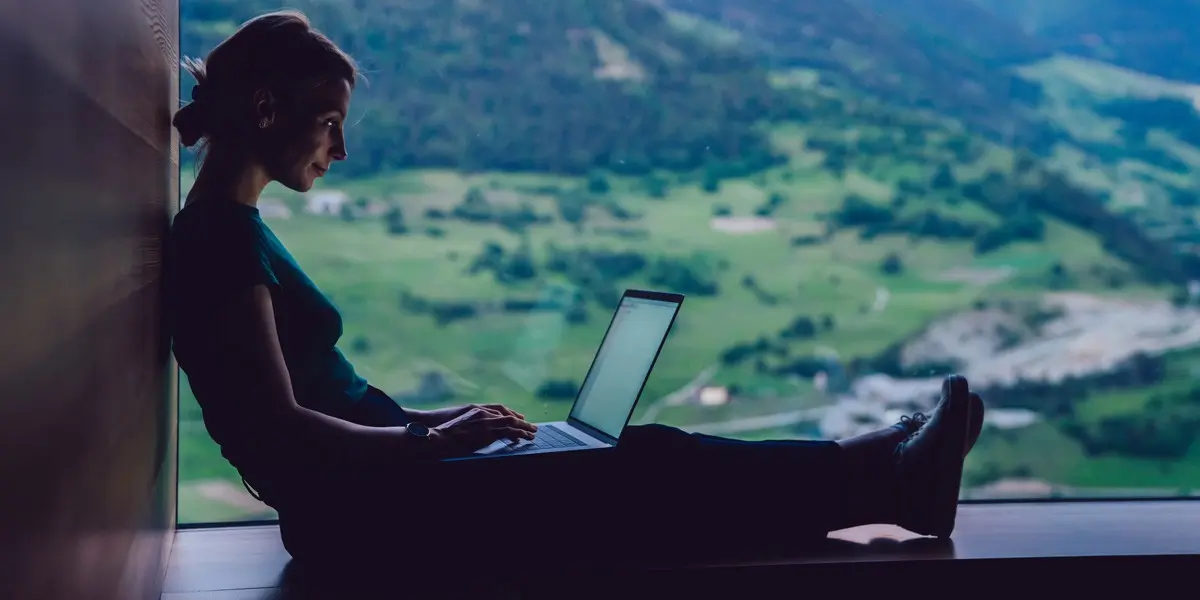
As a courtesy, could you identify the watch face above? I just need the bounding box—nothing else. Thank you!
[408,422,430,437]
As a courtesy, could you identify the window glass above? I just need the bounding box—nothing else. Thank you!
[179,0,1200,524]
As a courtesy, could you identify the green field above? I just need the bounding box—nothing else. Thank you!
[177,154,1196,521]
[176,2,1200,523]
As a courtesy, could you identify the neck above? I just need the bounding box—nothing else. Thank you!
[187,145,272,208]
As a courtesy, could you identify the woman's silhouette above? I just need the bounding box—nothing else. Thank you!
[167,10,985,569]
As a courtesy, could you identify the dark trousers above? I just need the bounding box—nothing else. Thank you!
[263,388,848,569]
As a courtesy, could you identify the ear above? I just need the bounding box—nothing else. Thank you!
[252,88,278,127]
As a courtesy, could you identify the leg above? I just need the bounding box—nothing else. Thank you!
[617,424,851,544]
[275,377,984,567]
[276,424,855,570]
[611,377,988,539]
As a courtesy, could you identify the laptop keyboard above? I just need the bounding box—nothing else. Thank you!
[501,424,587,453]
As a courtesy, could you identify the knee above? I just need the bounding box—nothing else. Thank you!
[278,517,315,562]
[622,423,691,451]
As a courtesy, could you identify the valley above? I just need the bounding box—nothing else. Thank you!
[176,0,1200,521]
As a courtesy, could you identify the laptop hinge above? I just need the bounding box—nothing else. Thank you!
[567,417,619,446]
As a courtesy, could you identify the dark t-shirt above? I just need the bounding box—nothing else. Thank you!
[165,199,368,473]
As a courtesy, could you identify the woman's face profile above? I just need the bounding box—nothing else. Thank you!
[264,78,352,193]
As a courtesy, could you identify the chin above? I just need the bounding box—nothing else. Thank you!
[279,177,315,193]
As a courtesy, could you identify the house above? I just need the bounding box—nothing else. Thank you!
[257,198,292,220]
[305,190,348,215]
[698,386,730,406]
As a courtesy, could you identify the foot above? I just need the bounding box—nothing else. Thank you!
[893,374,979,538]
[894,390,986,458]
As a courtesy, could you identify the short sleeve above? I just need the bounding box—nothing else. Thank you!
[214,218,279,292]
[171,207,280,302]
[219,223,277,292]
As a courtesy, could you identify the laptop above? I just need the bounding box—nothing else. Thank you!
[446,289,684,461]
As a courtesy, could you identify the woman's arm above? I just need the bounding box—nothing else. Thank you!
[216,284,427,467]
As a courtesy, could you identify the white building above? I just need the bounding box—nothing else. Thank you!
[305,190,348,216]
[257,198,292,220]
[698,386,730,406]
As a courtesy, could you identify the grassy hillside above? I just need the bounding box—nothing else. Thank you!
[662,0,1050,143]
[176,1,1200,521]
[973,0,1200,83]
[1014,55,1200,264]
[857,0,1051,64]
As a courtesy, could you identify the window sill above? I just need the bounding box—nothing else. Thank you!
[795,499,1199,563]
[164,500,1200,597]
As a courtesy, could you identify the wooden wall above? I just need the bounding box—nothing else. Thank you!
[0,1,179,599]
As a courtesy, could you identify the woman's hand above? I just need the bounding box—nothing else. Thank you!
[428,408,538,457]
[410,403,526,427]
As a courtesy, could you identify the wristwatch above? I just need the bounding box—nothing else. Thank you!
[406,422,432,439]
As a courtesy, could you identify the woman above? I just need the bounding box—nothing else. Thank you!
[167,10,985,569]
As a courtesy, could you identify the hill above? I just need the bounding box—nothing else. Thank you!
[1011,54,1200,266]
[175,2,1200,518]
[972,0,1200,83]
[661,0,1050,143]
[179,1,1187,286]
[856,0,1050,65]
[181,0,786,178]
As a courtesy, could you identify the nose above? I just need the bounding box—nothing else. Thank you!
[331,130,347,161]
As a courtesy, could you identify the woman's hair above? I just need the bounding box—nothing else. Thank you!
[173,10,358,155]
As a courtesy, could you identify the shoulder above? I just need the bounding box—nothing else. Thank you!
[172,200,268,249]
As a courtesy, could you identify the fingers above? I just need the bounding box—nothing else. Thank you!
[480,403,525,420]
[486,415,538,434]
[494,426,537,442]
[468,415,537,438]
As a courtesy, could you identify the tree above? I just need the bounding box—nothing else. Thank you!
[1048,261,1070,289]
[340,202,357,222]
[181,0,792,180]
[823,147,849,176]
[780,316,817,339]
[755,192,787,217]
[454,187,493,222]
[555,192,588,225]
[880,252,904,275]
[833,195,894,227]
[385,205,407,235]
[536,380,579,400]
[644,174,669,199]
[931,164,957,190]
[587,171,611,194]
[1014,152,1037,173]
[501,246,538,282]
[463,186,488,207]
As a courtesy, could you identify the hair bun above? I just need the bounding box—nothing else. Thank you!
[173,100,210,148]
[175,57,212,148]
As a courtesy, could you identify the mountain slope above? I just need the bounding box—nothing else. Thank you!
[856,0,1050,65]
[181,0,786,177]
[663,0,1049,143]
[178,1,1187,286]
[973,0,1200,83]
[967,0,1086,32]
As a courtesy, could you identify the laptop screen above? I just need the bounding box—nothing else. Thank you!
[569,294,681,438]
